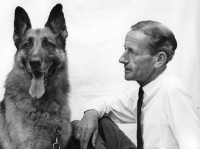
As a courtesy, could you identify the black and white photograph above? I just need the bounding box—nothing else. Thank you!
[0,0,199,148]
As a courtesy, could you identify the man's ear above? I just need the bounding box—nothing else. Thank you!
[154,52,167,68]
[13,6,32,48]
[45,4,68,40]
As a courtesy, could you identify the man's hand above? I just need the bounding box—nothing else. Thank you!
[75,109,99,149]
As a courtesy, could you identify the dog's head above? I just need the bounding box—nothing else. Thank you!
[13,4,68,99]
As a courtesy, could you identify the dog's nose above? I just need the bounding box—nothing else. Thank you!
[29,57,42,69]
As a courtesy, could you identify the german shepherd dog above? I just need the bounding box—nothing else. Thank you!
[0,4,71,149]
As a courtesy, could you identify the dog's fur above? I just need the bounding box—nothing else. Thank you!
[0,4,71,149]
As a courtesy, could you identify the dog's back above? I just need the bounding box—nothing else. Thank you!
[0,4,71,149]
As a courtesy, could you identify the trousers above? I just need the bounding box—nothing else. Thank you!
[66,116,137,149]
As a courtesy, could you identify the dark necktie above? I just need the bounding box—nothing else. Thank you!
[137,87,144,149]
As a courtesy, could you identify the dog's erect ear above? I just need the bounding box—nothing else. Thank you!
[13,6,32,47]
[45,4,68,39]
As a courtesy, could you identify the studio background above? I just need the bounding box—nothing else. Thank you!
[0,0,199,143]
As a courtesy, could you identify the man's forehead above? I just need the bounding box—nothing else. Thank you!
[125,30,148,43]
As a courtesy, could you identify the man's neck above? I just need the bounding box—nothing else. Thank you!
[138,65,167,87]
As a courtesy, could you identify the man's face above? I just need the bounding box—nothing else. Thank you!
[119,30,156,83]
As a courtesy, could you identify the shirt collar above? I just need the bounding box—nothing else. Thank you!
[142,68,170,97]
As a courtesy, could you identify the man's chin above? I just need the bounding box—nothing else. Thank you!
[124,75,134,81]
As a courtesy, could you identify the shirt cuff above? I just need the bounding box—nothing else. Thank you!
[84,98,105,119]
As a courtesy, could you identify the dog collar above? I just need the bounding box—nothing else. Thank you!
[53,129,61,149]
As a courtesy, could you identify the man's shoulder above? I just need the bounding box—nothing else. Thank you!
[162,72,183,86]
[161,72,192,96]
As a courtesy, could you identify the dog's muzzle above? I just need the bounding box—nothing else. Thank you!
[29,56,42,70]
[28,57,54,99]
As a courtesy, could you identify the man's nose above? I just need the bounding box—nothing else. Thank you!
[119,51,128,64]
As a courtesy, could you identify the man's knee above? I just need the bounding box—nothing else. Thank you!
[99,116,112,125]
[98,116,117,132]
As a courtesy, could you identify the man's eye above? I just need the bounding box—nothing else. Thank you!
[128,48,137,55]
[131,50,137,54]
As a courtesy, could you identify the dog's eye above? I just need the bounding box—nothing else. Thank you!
[44,41,54,49]
[45,42,52,46]
[23,42,32,49]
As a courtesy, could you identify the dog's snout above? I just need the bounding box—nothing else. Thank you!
[29,57,42,69]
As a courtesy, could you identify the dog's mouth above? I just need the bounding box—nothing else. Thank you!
[29,64,55,99]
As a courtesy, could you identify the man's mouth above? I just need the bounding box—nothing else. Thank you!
[125,68,131,72]
[29,64,54,99]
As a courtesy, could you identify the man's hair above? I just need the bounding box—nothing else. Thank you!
[131,20,177,64]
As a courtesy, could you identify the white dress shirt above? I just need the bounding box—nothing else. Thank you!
[85,69,200,149]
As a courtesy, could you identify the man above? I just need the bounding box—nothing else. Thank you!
[68,20,200,149]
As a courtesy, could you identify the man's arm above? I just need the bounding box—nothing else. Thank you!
[86,88,137,123]
[74,88,137,149]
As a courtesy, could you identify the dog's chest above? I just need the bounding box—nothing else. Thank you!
[29,111,55,123]
[28,111,62,132]
[15,111,63,148]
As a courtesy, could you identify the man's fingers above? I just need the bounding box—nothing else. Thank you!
[92,129,98,147]
[81,130,92,149]
[75,123,81,139]
[80,127,87,149]
[73,111,99,149]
